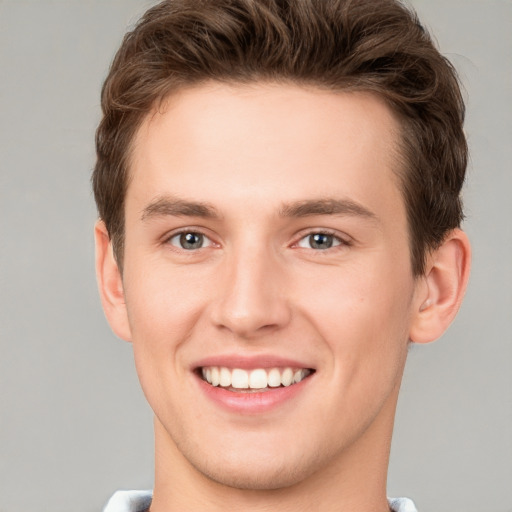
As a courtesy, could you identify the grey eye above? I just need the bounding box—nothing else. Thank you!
[298,233,341,250]
[169,232,210,250]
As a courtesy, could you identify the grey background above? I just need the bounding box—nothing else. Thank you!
[0,1,510,511]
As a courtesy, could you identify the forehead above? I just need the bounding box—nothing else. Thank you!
[128,82,404,219]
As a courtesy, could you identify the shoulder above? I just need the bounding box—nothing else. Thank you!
[103,490,153,512]
[388,497,418,512]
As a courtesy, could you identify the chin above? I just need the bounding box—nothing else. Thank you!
[179,435,330,491]
[192,456,316,491]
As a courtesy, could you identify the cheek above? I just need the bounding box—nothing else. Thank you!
[122,263,207,408]
[123,257,212,341]
[295,258,414,369]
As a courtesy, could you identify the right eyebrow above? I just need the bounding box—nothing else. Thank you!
[140,195,220,221]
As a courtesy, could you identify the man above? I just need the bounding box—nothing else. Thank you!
[93,0,471,510]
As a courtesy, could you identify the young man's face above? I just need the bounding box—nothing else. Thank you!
[106,83,427,489]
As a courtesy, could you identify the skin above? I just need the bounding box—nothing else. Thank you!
[96,83,470,512]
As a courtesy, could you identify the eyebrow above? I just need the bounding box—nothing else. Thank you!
[140,195,377,223]
[279,198,378,221]
[141,196,220,221]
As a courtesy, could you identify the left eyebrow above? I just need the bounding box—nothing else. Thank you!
[279,198,378,221]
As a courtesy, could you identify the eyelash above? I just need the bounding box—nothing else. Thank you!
[166,229,214,251]
[165,228,350,253]
[294,230,350,251]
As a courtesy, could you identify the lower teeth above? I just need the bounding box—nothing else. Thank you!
[226,386,271,393]
[213,383,293,392]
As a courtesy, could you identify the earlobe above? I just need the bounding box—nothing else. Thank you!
[409,229,471,344]
[94,220,132,342]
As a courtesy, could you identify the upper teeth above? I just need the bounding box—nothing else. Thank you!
[201,367,311,389]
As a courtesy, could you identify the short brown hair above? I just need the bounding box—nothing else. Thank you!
[93,0,467,275]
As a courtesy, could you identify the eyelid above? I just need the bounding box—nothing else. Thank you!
[161,227,351,251]
[164,227,217,249]
[293,229,352,249]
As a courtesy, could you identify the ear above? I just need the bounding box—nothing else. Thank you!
[409,228,471,344]
[94,220,132,342]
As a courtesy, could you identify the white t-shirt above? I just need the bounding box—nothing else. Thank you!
[103,490,418,511]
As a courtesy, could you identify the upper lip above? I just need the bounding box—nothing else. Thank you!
[192,354,314,371]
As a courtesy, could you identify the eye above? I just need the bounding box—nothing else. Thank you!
[168,231,212,250]
[297,232,342,250]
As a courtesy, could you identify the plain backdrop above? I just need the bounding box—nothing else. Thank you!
[1,1,511,511]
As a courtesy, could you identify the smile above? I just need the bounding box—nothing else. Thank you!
[200,366,313,392]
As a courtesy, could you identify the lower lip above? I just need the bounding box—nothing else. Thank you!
[196,374,312,414]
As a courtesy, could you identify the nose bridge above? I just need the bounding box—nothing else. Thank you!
[212,238,290,337]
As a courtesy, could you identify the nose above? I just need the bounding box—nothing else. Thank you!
[211,246,292,339]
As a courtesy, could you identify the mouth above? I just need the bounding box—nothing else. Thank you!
[198,366,314,393]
